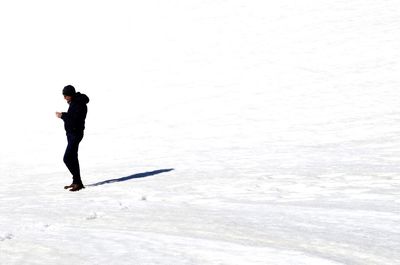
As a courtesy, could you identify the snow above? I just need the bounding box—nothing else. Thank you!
[1,0,400,264]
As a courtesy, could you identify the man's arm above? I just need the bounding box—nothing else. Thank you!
[56,112,68,119]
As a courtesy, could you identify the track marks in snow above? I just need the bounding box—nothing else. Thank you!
[0,233,13,241]
[85,212,98,220]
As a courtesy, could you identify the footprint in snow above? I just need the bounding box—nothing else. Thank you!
[0,233,14,241]
[118,201,129,209]
[86,212,97,220]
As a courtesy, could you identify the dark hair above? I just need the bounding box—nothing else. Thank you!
[63,85,76,96]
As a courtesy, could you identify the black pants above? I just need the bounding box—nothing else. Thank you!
[64,132,84,185]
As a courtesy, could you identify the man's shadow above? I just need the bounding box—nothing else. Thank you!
[87,168,174,187]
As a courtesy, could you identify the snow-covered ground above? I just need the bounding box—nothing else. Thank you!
[1,0,400,264]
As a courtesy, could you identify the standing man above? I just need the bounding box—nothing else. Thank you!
[56,85,90,192]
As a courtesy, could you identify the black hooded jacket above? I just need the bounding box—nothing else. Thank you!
[61,92,90,134]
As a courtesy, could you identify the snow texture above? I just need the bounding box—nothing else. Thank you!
[1,0,400,264]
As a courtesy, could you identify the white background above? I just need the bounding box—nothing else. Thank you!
[1,1,400,264]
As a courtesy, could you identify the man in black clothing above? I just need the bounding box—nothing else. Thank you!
[56,85,90,192]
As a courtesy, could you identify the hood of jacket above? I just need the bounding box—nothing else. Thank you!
[73,92,90,105]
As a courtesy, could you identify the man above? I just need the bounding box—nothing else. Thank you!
[56,85,90,192]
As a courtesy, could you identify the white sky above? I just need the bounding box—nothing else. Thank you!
[0,0,399,145]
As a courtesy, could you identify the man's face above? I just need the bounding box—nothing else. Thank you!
[64,95,72,103]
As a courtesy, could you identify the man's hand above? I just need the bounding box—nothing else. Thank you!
[56,112,63,119]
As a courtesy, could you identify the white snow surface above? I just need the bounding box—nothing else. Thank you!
[1,0,400,264]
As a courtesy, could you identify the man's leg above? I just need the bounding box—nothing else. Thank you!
[64,133,84,186]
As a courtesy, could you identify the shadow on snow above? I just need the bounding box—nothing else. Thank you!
[87,168,174,187]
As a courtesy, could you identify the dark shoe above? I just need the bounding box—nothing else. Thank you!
[69,184,85,192]
[64,184,74,189]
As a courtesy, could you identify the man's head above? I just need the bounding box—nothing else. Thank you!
[63,85,76,103]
